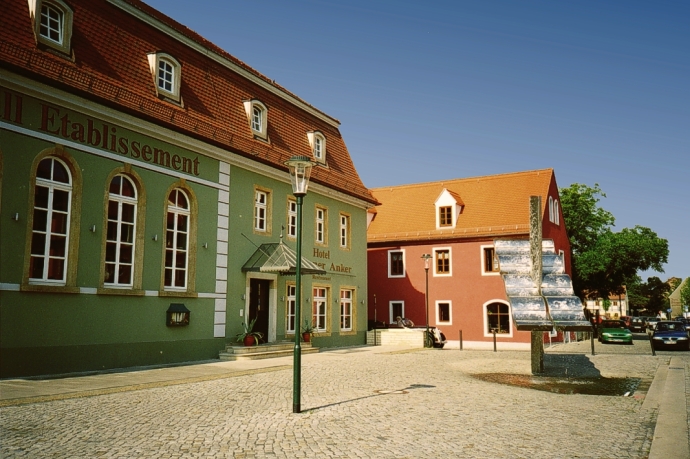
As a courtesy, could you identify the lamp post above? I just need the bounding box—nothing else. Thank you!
[285,155,314,414]
[421,253,432,348]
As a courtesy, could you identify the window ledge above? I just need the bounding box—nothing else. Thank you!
[21,283,79,294]
[97,287,145,296]
[160,290,198,298]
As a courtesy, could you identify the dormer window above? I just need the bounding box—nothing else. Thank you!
[434,188,463,230]
[147,52,182,103]
[307,131,326,163]
[28,0,73,56]
[243,100,268,140]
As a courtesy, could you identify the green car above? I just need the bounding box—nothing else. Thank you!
[598,320,633,344]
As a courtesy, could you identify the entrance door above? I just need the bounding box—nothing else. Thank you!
[249,278,270,343]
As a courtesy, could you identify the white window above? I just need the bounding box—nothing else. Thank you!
[484,301,513,337]
[254,190,268,232]
[548,196,554,223]
[436,301,452,325]
[389,301,404,323]
[315,207,326,244]
[313,287,328,332]
[481,245,500,276]
[388,249,405,277]
[287,198,297,238]
[147,53,182,102]
[433,247,451,276]
[104,175,137,287]
[164,189,190,290]
[30,157,72,284]
[340,289,353,331]
[307,131,326,163]
[340,213,350,249]
[243,100,268,140]
[29,0,73,55]
[286,284,296,333]
[434,189,461,230]
[554,199,560,225]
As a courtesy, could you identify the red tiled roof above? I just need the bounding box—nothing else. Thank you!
[0,0,377,205]
[368,169,555,242]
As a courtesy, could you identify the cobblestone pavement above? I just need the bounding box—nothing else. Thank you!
[1,338,686,459]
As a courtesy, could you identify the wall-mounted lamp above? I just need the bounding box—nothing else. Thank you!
[12,213,19,221]
[203,242,208,249]
[280,296,285,301]
[152,234,158,241]
[361,300,365,304]
[166,303,190,327]
[241,294,246,300]
[90,225,97,233]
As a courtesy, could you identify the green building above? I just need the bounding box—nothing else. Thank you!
[0,0,377,377]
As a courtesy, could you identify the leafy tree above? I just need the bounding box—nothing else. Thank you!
[681,279,690,312]
[559,183,615,256]
[559,183,669,300]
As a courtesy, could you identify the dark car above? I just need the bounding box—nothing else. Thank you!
[651,321,690,350]
[646,317,660,332]
[629,317,646,333]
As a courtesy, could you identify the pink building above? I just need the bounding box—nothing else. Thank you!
[366,169,571,349]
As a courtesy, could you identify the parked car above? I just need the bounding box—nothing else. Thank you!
[629,317,646,333]
[651,321,690,350]
[598,320,633,344]
[646,317,660,332]
[620,316,632,328]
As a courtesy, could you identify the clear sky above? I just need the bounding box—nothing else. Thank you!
[144,0,689,281]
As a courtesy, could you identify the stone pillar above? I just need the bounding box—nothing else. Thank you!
[531,331,544,374]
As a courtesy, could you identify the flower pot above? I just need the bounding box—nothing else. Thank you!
[302,332,311,343]
[243,335,256,346]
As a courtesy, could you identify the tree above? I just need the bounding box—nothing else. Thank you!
[559,183,669,300]
[681,279,690,312]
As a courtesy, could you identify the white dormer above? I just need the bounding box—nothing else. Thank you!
[307,131,326,164]
[434,188,463,229]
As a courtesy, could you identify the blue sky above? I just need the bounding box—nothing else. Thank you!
[145,0,689,281]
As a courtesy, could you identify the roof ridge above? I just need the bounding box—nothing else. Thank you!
[370,168,554,191]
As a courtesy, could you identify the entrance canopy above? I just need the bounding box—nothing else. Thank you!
[241,240,327,275]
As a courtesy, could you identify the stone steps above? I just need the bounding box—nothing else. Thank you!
[219,341,319,361]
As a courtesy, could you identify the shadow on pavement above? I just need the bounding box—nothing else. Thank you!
[542,353,602,378]
[305,383,436,412]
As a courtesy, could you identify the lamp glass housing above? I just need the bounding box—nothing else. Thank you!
[285,156,314,196]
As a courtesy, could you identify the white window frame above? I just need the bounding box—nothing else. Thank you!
[286,283,296,334]
[339,213,350,249]
[104,175,138,288]
[313,287,328,332]
[164,189,190,291]
[548,196,554,223]
[388,249,405,278]
[389,301,405,324]
[315,206,326,245]
[433,247,452,277]
[553,199,560,225]
[29,0,73,56]
[483,300,513,338]
[340,289,353,331]
[287,198,297,239]
[307,131,326,163]
[254,189,268,233]
[147,52,182,102]
[480,244,501,276]
[435,301,452,325]
[29,157,72,285]
[243,100,268,140]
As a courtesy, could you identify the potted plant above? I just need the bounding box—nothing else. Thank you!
[301,320,317,343]
[235,317,263,346]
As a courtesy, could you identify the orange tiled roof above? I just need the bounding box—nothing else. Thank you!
[368,169,555,242]
[0,0,377,205]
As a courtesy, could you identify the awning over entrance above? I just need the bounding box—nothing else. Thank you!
[241,240,327,275]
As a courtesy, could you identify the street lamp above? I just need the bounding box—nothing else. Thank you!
[285,155,314,414]
[421,253,432,348]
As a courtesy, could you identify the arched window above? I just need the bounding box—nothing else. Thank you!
[252,105,263,133]
[243,100,268,140]
[486,302,511,334]
[548,196,554,223]
[554,199,560,225]
[30,157,72,283]
[104,175,138,287]
[157,58,175,93]
[164,188,190,289]
[40,3,63,44]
